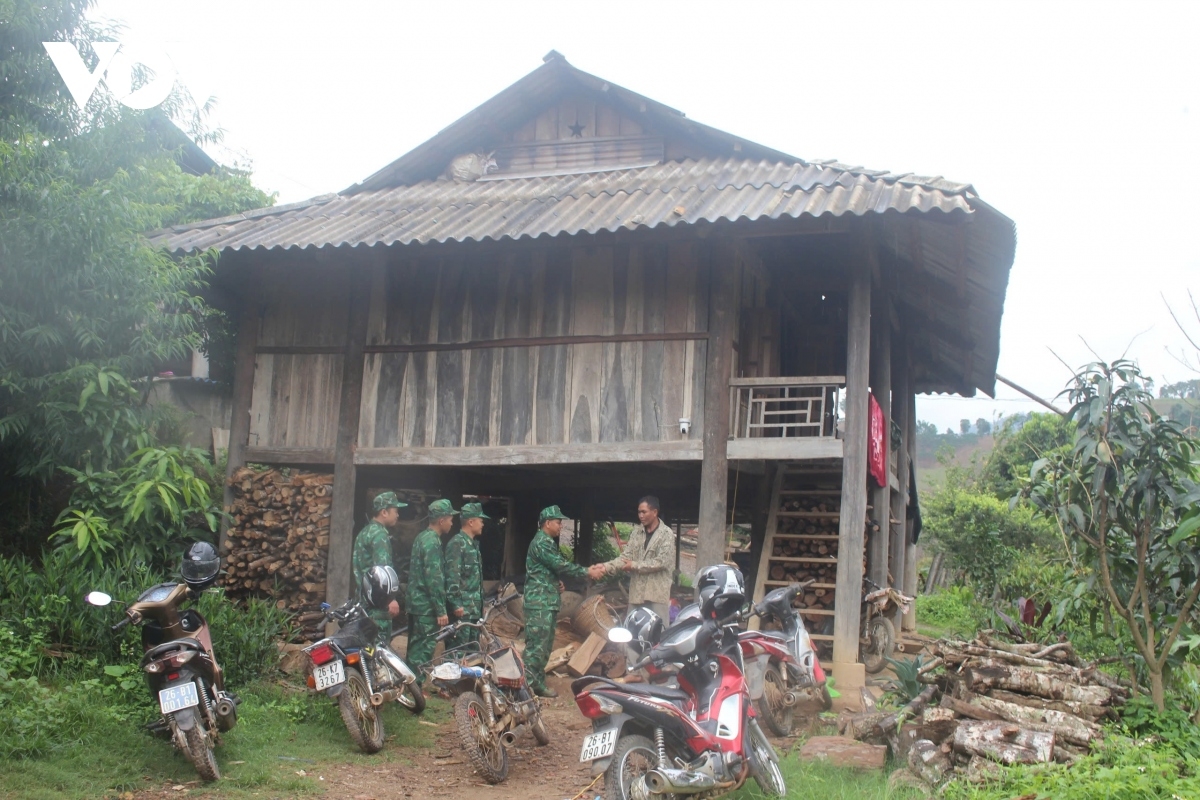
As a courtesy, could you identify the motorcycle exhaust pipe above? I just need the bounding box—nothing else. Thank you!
[215,698,238,731]
[645,768,716,794]
[499,724,527,747]
[370,689,399,707]
[782,691,799,707]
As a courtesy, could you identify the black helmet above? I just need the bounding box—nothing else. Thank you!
[696,564,746,620]
[361,565,399,610]
[181,541,220,591]
[622,606,665,656]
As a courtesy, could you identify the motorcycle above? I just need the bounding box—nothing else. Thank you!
[738,581,832,736]
[860,578,913,674]
[84,582,237,782]
[573,614,786,800]
[303,599,425,753]
[425,582,549,784]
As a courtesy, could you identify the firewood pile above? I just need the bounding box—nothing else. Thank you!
[838,633,1129,789]
[222,467,332,640]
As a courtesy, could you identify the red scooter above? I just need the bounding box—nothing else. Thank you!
[573,614,786,800]
[738,581,832,736]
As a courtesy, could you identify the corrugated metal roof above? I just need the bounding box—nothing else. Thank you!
[149,157,979,253]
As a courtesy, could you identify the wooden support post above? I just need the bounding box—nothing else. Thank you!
[326,264,372,608]
[576,496,595,566]
[747,463,776,601]
[697,239,739,573]
[903,388,919,630]
[890,337,911,628]
[868,297,891,590]
[832,241,872,684]
[220,281,260,550]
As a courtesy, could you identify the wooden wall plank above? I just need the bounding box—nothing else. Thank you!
[640,243,668,441]
[535,248,571,444]
[248,352,273,449]
[435,260,467,446]
[464,260,499,446]
[568,246,611,442]
[500,253,535,445]
[600,244,632,442]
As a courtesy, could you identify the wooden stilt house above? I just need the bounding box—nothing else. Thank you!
[152,52,1016,686]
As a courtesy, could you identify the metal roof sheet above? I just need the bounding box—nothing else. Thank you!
[149,157,978,253]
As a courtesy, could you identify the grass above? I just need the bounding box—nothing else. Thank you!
[731,745,923,800]
[0,680,448,799]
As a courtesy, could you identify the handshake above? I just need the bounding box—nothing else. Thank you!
[583,558,633,582]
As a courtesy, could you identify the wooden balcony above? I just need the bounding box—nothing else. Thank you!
[727,376,844,461]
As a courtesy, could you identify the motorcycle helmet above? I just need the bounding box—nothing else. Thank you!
[622,606,665,656]
[181,541,220,591]
[361,565,400,610]
[696,564,746,620]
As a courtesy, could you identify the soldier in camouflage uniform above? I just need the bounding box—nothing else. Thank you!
[352,492,407,636]
[405,498,457,667]
[523,505,606,697]
[445,502,488,650]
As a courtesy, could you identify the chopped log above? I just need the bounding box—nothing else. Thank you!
[964,662,1116,706]
[968,692,1101,747]
[868,685,938,739]
[941,695,1002,721]
[545,643,578,673]
[988,689,1109,721]
[837,710,890,741]
[799,736,887,770]
[964,754,1005,783]
[952,720,1055,765]
[906,738,953,786]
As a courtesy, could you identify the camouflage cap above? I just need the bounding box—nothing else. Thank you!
[460,502,490,520]
[538,505,571,526]
[372,491,407,513]
[426,498,459,518]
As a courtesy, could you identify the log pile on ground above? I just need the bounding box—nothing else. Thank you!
[838,633,1129,789]
[223,467,332,640]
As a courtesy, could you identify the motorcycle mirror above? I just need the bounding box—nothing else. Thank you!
[85,591,112,607]
[607,627,633,644]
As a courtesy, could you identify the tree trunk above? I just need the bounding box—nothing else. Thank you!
[1149,668,1165,711]
[951,720,1054,765]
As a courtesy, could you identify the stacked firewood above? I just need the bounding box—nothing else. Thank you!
[222,467,332,640]
[839,633,1128,789]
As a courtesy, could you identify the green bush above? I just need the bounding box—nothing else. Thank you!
[942,735,1200,799]
[1121,696,1200,761]
[917,586,987,638]
[195,589,293,687]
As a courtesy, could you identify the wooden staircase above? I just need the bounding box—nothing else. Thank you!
[750,461,844,643]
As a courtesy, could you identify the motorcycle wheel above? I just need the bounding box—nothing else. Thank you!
[183,722,220,782]
[756,663,794,736]
[455,691,508,783]
[745,718,786,797]
[339,669,385,753]
[396,679,426,715]
[861,616,896,674]
[604,734,660,800]
[530,709,551,746]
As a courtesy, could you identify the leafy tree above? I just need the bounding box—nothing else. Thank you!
[1160,379,1200,400]
[975,417,991,436]
[960,419,971,436]
[0,0,273,557]
[1028,360,1200,709]
[980,411,1072,500]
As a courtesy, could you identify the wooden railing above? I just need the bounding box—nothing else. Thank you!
[729,376,844,440]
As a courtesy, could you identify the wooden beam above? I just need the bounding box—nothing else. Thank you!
[326,264,372,608]
[576,495,595,566]
[356,440,704,466]
[889,334,911,629]
[902,385,919,631]
[244,447,335,465]
[869,280,891,591]
[697,238,739,573]
[221,281,260,549]
[726,438,842,461]
[256,330,708,356]
[749,466,785,631]
[833,236,872,669]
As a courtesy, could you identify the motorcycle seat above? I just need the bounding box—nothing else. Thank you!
[144,638,205,660]
[620,682,693,703]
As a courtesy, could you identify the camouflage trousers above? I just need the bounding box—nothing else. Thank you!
[406,614,439,668]
[448,625,479,652]
[522,606,557,692]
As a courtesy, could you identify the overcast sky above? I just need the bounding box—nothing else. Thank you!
[91,0,1200,431]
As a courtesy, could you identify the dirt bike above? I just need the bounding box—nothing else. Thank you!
[85,584,238,782]
[860,578,913,674]
[425,583,549,784]
[738,581,832,736]
[303,599,425,753]
[573,616,786,800]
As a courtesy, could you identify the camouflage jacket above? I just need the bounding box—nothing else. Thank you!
[352,520,392,604]
[525,531,587,611]
[600,521,675,605]
[444,531,483,621]
[407,528,447,619]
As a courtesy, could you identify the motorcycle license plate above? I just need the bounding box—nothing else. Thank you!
[579,728,617,762]
[313,660,345,691]
[158,682,199,714]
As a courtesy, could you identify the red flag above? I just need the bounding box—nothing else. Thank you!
[868,393,888,488]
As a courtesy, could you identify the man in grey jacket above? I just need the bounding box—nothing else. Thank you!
[600,496,675,621]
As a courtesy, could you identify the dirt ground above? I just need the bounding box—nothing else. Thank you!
[129,672,802,800]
